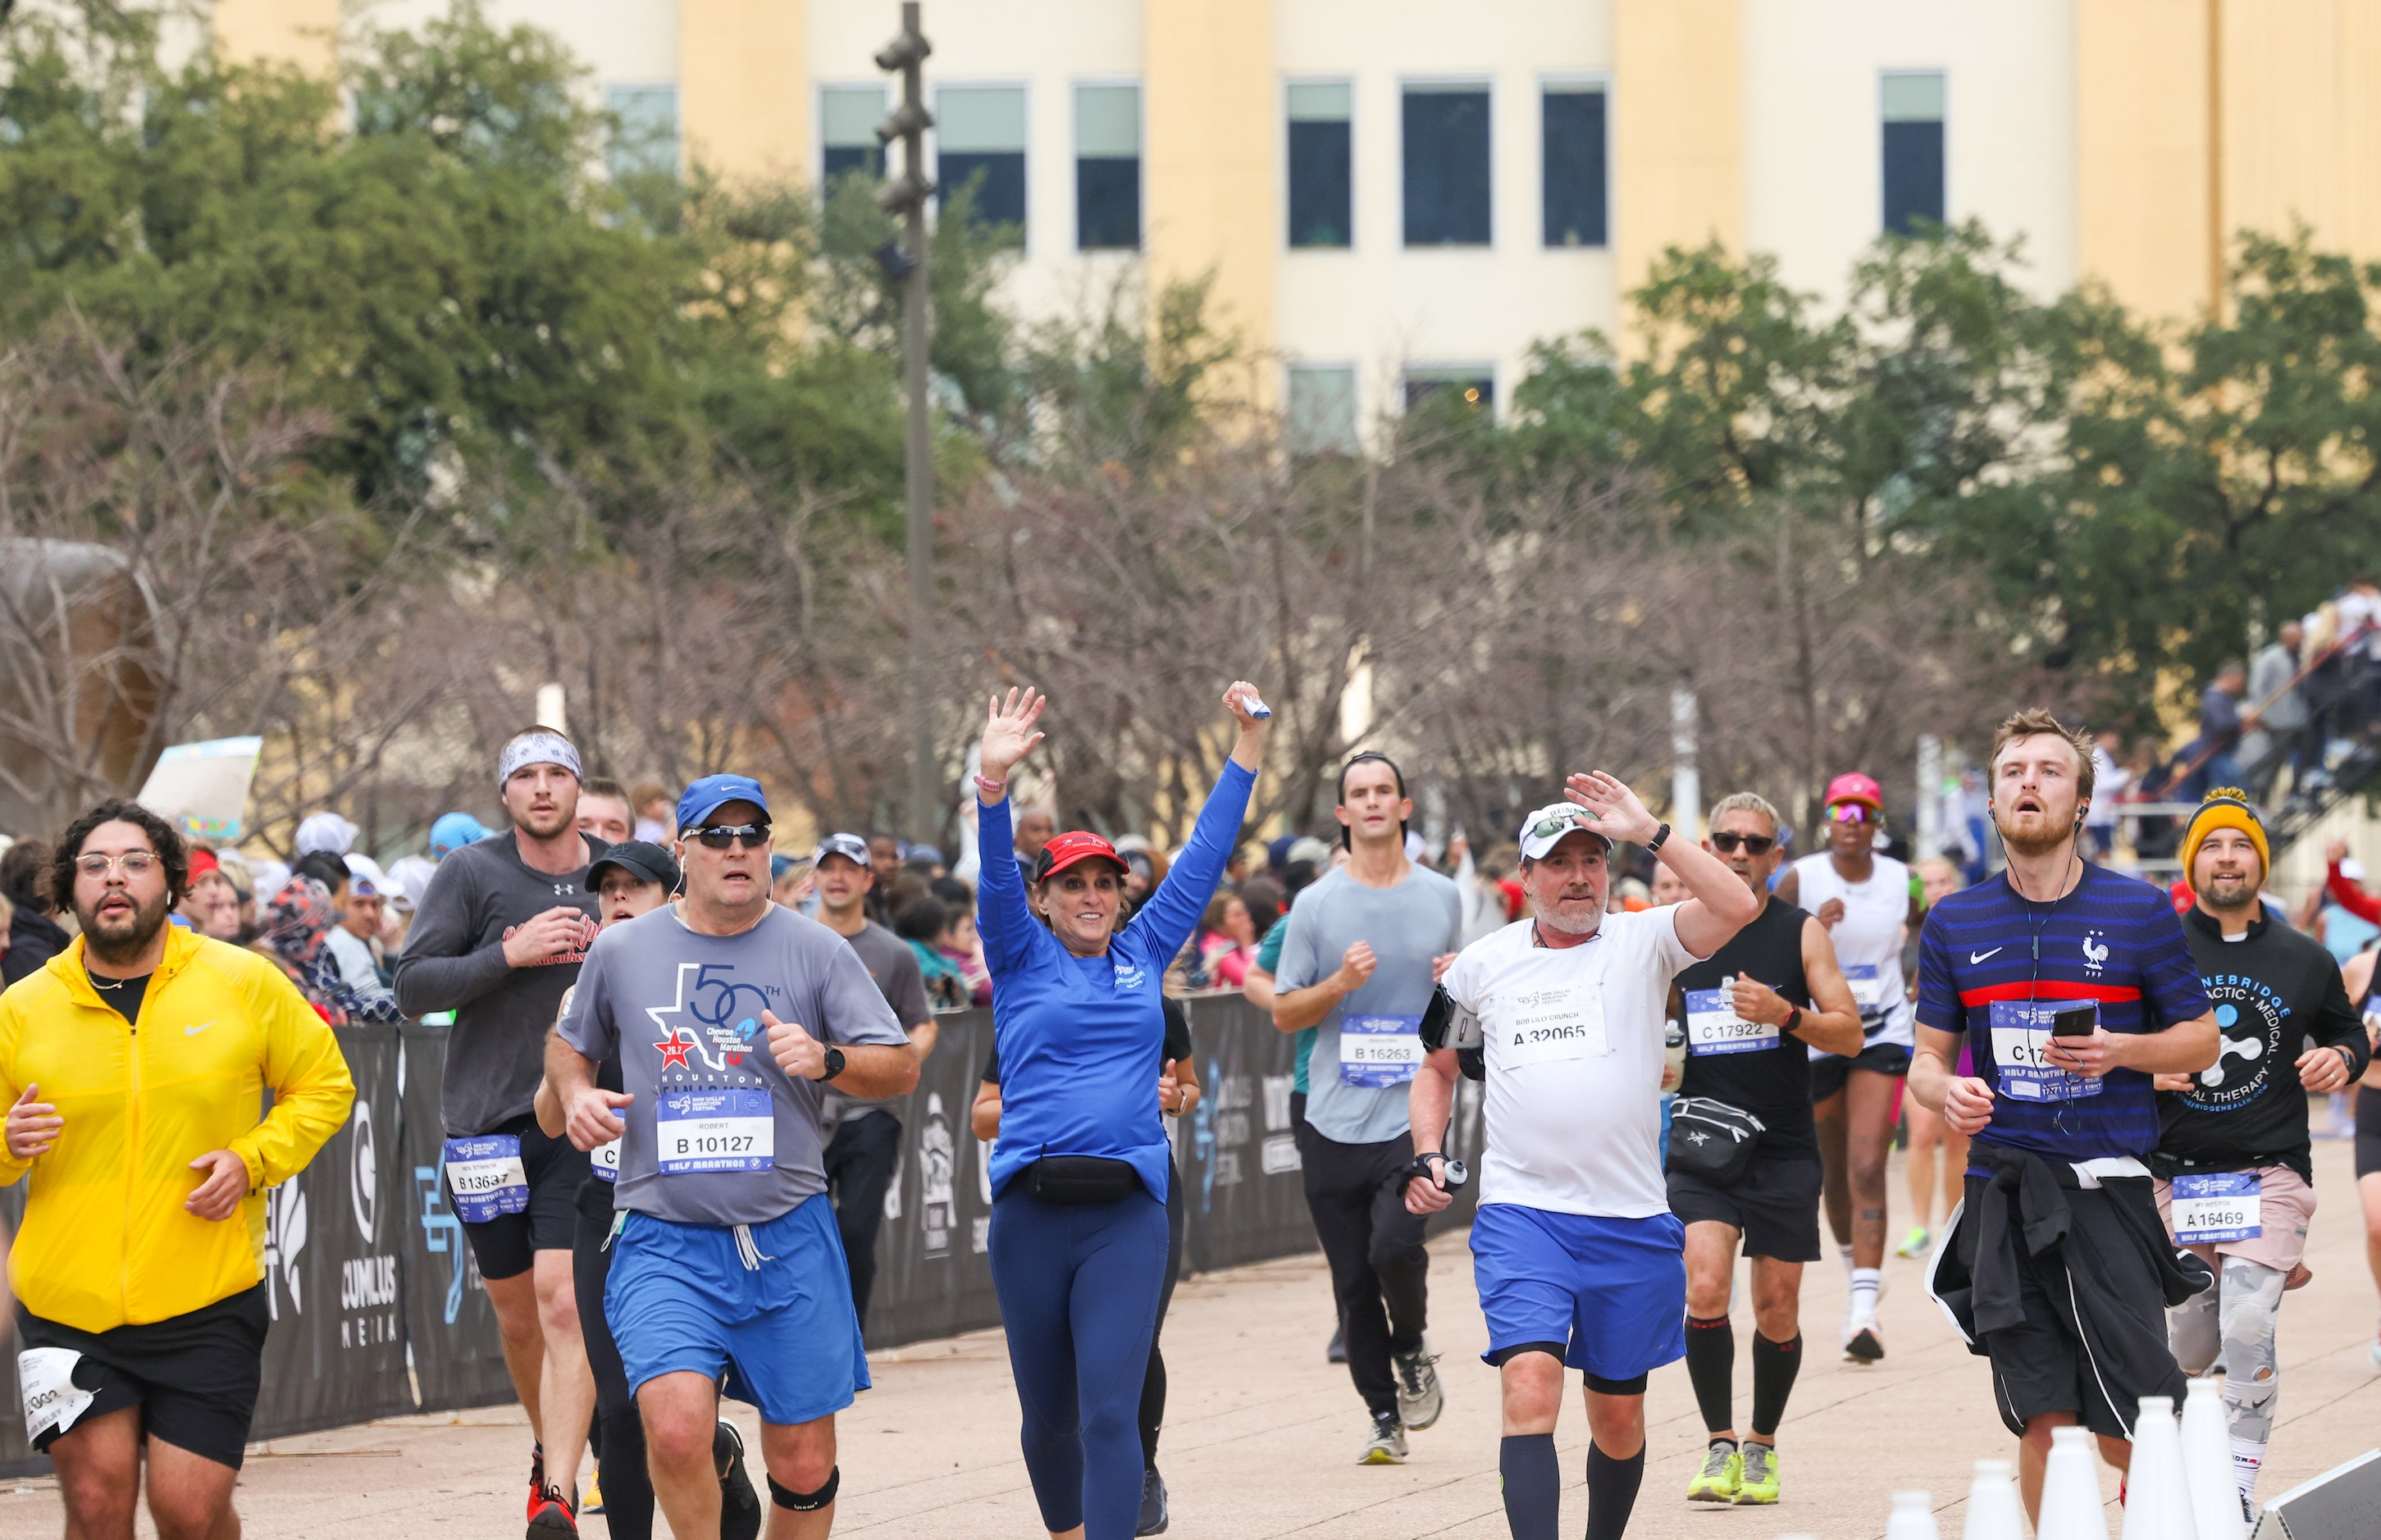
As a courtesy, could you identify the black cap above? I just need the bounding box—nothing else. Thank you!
[587,840,682,895]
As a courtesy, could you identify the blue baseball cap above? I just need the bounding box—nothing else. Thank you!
[429,811,492,858]
[677,774,770,831]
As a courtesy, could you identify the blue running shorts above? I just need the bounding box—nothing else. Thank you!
[606,1192,870,1426]
[1470,1202,1687,1382]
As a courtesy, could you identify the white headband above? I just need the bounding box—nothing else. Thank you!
[498,731,582,788]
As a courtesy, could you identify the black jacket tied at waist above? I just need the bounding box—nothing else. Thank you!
[1932,1141,2213,1347]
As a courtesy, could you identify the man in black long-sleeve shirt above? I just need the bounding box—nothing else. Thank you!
[2153,792,2367,1515]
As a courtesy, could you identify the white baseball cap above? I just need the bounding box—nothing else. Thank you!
[1517,802,1610,862]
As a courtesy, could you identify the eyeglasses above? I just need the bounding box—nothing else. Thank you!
[688,823,771,850]
[1825,803,1874,825]
[75,851,160,879]
[1709,832,1776,855]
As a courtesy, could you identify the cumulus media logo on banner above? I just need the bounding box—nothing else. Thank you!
[341,1100,399,1349]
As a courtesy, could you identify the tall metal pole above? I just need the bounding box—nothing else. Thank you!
[878,6,937,844]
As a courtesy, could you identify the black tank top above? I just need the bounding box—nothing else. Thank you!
[1676,897,1818,1156]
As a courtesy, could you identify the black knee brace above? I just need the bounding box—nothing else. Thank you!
[768,1467,840,1511]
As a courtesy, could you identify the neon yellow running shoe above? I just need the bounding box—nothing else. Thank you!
[1686,1441,1741,1503]
[582,1464,604,1515]
[1736,1442,1781,1505]
[1895,1225,1932,1258]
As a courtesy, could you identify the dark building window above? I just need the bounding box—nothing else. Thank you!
[821,85,885,185]
[1075,84,1141,250]
[1541,85,1607,248]
[1403,367,1494,412]
[938,85,1028,239]
[1882,71,1945,235]
[1287,80,1352,248]
[1403,84,1490,247]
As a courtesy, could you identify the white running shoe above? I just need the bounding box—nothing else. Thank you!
[1359,1410,1408,1465]
[1393,1338,1444,1431]
[1843,1298,1885,1363]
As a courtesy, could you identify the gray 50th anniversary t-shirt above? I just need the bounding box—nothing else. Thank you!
[559,902,907,1225]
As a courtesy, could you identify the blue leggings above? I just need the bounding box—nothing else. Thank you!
[988,1184,1170,1539]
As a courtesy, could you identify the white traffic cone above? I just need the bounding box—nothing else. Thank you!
[2122,1396,2196,1540]
[2179,1378,2245,1540]
[2040,1424,2114,1540]
[1963,1459,2027,1540]
[1887,1489,1944,1540]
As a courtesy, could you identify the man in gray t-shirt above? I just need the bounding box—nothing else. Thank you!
[548,774,919,1533]
[807,832,936,1333]
[1270,752,1462,1460]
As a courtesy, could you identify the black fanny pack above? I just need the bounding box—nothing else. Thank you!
[1025,1155,1143,1205]
[1665,1097,1766,1184]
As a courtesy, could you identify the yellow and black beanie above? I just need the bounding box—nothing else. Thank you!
[2182,788,2269,879]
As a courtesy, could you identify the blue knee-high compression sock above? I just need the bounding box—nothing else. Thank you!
[1500,1433,1561,1540]
[1585,1442,1645,1540]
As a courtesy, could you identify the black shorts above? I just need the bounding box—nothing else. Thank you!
[447,1114,590,1282]
[2357,1087,2381,1179]
[1667,1153,1824,1262]
[1810,1041,1913,1102]
[18,1286,269,1469]
[1955,1174,2186,1440]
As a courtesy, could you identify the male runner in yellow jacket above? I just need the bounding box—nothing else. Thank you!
[0,799,354,1540]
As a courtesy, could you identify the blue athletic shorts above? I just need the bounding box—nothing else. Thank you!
[605,1193,870,1427]
[1470,1202,1687,1382]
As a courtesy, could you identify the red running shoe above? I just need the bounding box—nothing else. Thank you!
[526,1483,577,1537]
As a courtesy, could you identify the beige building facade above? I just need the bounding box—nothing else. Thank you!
[226,0,2381,440]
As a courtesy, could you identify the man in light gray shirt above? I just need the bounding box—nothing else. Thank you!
[1271,752,1462,1465]
[551,775,918,1537]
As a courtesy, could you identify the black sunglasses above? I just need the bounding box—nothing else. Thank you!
[688,822,771,850]
[1710,832,1776,855]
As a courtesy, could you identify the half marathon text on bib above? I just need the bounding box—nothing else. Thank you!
[1986,1000,2104,1103]
[1684,988,1777,1055]
[1497,979,1609,1067]
[1340,1014,1423,1087]
[444,1134,530,1223]
[2171,1171,2261,1244]
[658,1087,775,1173]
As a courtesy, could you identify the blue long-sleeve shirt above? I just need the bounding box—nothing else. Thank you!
[978,760,1257,1201]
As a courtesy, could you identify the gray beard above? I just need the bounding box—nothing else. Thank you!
[1537,903,1604,936]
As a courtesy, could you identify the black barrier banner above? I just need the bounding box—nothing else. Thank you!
[864,1012,1003,1348]
[396,1025,520,1414]
[252,1025,414,1439]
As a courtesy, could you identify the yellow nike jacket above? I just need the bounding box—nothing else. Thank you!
[0,927,356,1333]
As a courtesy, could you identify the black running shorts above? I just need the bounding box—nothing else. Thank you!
[1809,1041,1913,1103]
[449,1114,590,1282]
[2356,1087,2381,1180]
[1667,1154,1824,1262]
[17,1285,269,1469]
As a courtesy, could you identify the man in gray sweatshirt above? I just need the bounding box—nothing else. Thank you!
[395,728,607,1535]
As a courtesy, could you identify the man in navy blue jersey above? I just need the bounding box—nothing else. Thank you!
[1910,708,2219,1528]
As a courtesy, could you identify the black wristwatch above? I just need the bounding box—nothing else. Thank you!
[1645,821,1671,855]
[819,1046,846,1082]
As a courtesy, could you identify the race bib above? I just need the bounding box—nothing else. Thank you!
[1684,988,1777,1055]
[1986,1000,2104,1103]
[444,1134,530,1223]
[658,1087,775,1173]
[1844,965,1884,1011]
[591,1137,623,1184]
[18,1347,94,1445]
[2172,1172,2261,1244]
[1340,1014,1423,1087]
[1496,979,1609,1068]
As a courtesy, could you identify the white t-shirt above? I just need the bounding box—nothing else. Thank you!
[1787,851,1913,1051]
[1439,907,1699,1218]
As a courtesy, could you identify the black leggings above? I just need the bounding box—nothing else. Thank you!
[574,1191,653,1540]
[1138,1158,1188,1469]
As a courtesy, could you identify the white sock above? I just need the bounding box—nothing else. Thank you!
[1850,1268,1882,1318]
[2231,1437,2265,1506]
